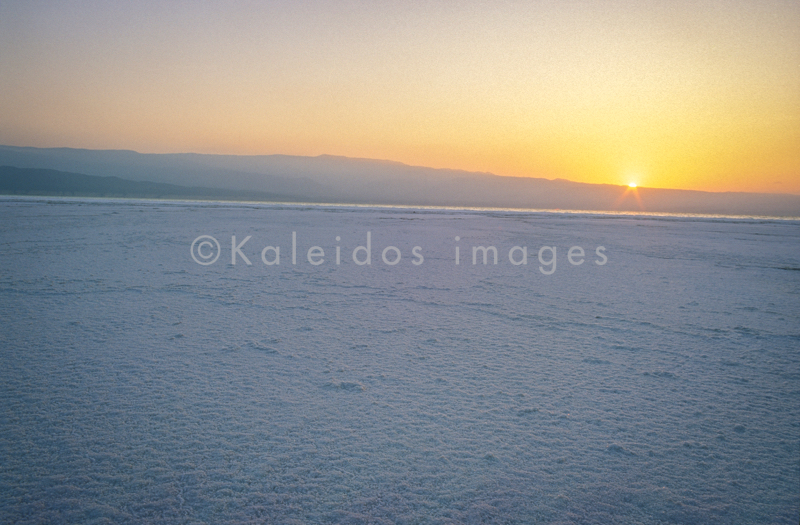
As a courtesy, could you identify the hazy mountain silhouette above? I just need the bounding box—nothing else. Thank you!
[0,166,300,201]
[1,145,798,216]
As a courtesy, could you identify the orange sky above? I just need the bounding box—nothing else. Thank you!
[1,1,798,193]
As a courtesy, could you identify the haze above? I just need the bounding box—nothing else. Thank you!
[1,1,798,194]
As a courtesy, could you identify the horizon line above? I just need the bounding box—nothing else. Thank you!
[2,144,798,197]
[3,193,799,222]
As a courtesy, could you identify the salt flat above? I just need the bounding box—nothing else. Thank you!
[1,197,798,524]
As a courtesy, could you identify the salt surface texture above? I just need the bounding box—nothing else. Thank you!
[1,197,798,524]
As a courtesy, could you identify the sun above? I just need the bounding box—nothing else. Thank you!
[628,182,637,188]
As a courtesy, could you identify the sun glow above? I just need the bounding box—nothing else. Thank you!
[613,182,644,211]
[0,2,798,193]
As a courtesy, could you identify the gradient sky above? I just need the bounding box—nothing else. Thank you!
[1,1,798,193]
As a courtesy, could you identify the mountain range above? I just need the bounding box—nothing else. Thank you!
[1,145,798,217]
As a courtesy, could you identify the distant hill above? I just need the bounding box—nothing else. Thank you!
[0,166,299,202]
[1,145,798,216]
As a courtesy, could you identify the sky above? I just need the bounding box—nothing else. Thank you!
[1,0,798,194]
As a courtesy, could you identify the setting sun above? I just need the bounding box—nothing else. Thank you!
[628,183,637,188]
[1,2,798,194]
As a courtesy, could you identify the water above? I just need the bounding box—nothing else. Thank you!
[1,197,798,524]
